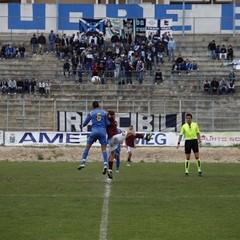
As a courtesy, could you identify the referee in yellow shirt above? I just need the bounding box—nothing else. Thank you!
[177,113,202,176]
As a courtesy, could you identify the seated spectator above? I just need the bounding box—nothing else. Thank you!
[191,59,199,71]
[178,60,188,75]
[63,59,71,77]
[0,79,8,94]
[5,44,15,59]
[38,80,45,95]
[229,70,236,84]
[17,44,27,60]
[31,78,37,94]
[155,69,163,85]
[215,45,220,60]
[0,44,6,59]
[171,55,183,75]
[203,79,211,94]
[210,77,220,95]
[45,80,51,94]
[17,78,24,93]
[219,44,227,60]
[228,80,235,94]
[219,78,229,94]
[8,78,17,95]
[227,45,234,61]
[173,54,185,75]
[23,79,30,94]
[185,59,192,75]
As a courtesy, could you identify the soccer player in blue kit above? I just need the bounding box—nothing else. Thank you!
[77,101,110,174]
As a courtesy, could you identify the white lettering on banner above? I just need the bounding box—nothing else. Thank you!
[66,112,82,132]
[57,111,184,133]
[201,132,240,146]
[69,12,83,23]
[58,112,82,132]
[20,4,33,21]
[5,132,89,146]
[136,113,153,131]
[58,111,65,131]
[4,132,240,146]
[118,9,127,17]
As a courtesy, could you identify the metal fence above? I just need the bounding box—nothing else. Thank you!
[0,99,239,132]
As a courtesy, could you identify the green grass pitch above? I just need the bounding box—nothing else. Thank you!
[0,161,239,240]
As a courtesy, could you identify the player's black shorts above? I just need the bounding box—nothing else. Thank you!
[185,139,199,154]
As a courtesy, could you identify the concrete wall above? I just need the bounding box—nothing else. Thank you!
[0,3,239,35]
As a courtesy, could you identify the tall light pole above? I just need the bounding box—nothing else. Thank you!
[182,0,185,36]
[56,0,59,33]
[233,0,236,37]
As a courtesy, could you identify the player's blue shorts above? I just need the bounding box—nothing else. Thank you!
[87,129,108,146]
[115,144,121,156]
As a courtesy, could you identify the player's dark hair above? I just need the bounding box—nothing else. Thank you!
[186,113,192,118]
[92,101,99,109]
[108,110,115,116]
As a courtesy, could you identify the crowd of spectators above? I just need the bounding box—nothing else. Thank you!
[203,70,236,95]
[30,30,172,85]
[0,78,51,95]
[171,54,199,75]
[55,30,173,85]
[0,43,27,60]
[0,31,238,96]
[208,40,234,61]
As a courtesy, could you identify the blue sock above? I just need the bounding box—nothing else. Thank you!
[116,159,120,170]
[102,151,108,167]
[82,148,89,164]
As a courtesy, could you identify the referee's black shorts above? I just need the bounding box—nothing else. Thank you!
[185,139,199,154]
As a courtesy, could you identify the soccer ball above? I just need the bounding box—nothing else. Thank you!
[91,76,101,84]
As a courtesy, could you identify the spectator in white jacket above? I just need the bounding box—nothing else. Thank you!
[8,79,17,94]
[167,37,176,61]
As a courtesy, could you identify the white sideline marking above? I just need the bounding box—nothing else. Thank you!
[99,179,112,240]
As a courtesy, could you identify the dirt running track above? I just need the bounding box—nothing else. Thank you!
[0,146,239,163]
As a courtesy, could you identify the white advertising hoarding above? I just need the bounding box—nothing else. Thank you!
[4,131,240,147]
[0,131,3,145]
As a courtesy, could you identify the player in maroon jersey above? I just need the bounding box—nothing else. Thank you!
[106,110,126,179]
[125,125,153,166]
